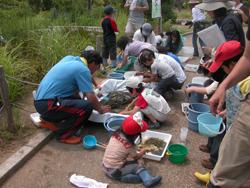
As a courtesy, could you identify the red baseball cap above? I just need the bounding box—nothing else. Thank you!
[122,114,148,135]
[209,41,242,73]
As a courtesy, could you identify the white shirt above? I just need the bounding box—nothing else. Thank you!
[155,53,186,83]
[192,7,206,23]
[141,88,171,114]
[133,29,157,46]
[151,56,175,79]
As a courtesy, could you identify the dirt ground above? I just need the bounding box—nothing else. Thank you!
[1,35,213,188]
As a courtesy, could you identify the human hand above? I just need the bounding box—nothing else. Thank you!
[117,62,123,69]
[185,87,192,94]
[135,72,144,76]
[218,109,227,119]
[209,86,225,115]
[202,47,212,56]
[101,105,111,113]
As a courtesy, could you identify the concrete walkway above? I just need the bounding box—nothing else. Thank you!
[2,34,209,188]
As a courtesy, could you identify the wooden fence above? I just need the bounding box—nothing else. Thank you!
[0,66,15,132]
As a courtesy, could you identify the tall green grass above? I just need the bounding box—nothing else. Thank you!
[0,1,129,100]
[0,41,34,101]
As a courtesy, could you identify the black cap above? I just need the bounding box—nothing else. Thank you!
[104,5,116,15]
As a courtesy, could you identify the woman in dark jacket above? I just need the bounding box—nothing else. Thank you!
[197,1,245,46]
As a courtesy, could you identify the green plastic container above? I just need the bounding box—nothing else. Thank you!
[167,144,189,164]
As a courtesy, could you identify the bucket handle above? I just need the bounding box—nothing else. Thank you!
[202,122,226,136]
[185,110,198,124]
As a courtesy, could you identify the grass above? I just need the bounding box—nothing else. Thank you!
[0,109,35,146]
[175,8,192,20]
[0,41,34,101]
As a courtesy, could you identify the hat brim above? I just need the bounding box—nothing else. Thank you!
[209,59,223,73]
[126,76,144,89]
[142,30,151,37]
[196,1,235,11]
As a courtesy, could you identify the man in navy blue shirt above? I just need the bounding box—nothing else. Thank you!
[34,50,110,144]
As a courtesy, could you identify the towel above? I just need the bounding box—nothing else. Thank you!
[69,174,108,188]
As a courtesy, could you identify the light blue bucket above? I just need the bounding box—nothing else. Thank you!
[103,116,126,132]
[187,103,210,132]
[107,72,124,80]
[197,113,225,137]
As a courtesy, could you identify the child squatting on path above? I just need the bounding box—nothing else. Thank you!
[120,75,171,128]
[102,112,162,187]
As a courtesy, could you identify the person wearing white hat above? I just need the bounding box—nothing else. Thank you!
[196,0,245,47]
[120,75,171,128]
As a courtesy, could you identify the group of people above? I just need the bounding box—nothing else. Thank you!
[33,0,250,187]
[184,0,250,188]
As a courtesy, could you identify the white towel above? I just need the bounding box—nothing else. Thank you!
[69,174,108,188]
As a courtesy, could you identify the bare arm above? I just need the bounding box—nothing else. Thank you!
[85,92,110,114]
[120,106,140,115]
[132,149,146,160]
[185,86,207,95]
[143,72,160,82]
[124,1,131,9]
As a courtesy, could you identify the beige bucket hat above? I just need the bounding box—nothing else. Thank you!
[196,0,235,11]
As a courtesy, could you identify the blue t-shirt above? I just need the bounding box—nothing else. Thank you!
[36,56,93,100]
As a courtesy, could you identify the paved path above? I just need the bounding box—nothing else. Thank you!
[2,34,209,188]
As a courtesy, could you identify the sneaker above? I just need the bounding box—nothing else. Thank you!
[201,158,214,170]
[199,144,210,153]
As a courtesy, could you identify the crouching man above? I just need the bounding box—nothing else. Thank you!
[34,50,110,144]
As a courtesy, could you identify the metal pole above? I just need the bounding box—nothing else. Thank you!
[0,66,15,132]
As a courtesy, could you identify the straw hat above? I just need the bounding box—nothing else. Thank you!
[196,0,235,11]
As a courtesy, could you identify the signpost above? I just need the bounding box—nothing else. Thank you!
[152,0,162,33]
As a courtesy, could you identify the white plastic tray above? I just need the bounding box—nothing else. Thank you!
[136,130,172,161]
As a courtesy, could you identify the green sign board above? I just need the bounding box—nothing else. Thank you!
[152,0,161,18]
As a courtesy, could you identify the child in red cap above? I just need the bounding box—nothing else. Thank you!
[102,112,162,187]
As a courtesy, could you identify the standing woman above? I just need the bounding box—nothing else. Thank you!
[188,0,208,57]
[196,0,245,47]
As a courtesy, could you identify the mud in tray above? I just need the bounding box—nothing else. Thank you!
[135,130,172,161]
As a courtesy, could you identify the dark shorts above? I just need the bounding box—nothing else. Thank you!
[155,75,183,96]
[102,40,116,60]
